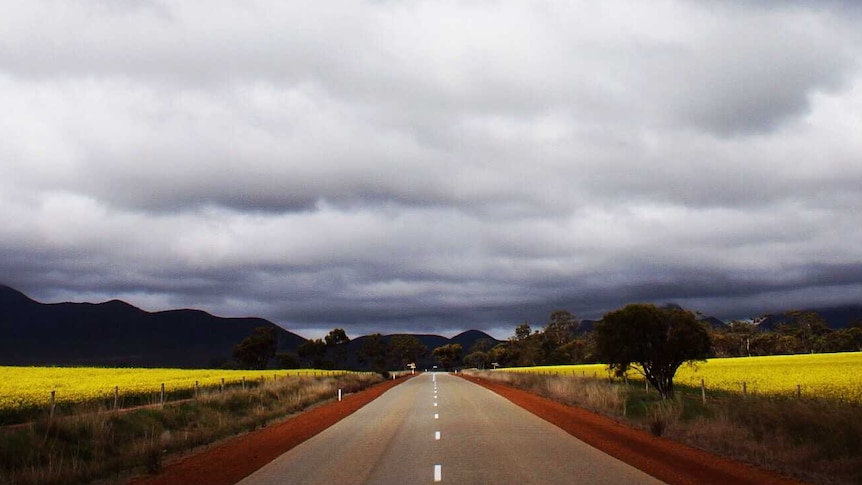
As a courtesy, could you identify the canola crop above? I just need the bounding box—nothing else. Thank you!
[0,367,347,412]
[499,351,862,403]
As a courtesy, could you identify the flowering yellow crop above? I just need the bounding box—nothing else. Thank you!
[498,351,862,403]
[502,363,612,378]
[673,352,862,402]
[0,367,347,411]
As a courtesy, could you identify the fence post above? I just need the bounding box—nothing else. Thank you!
[796,384,801,399]
[242,377,246,390]
[160,383,165,407]
[221,378,225,393]
[195,381,199,398]
[742,381,747,398]
[701,378,706,405]
[50,390,56,419]
[114,386,119,411]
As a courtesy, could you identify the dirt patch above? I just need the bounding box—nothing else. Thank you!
[125,376,409,485]
[460,374,807,485]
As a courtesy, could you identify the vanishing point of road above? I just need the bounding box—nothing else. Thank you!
[238,373,665,485]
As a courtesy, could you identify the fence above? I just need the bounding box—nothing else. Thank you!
[492,367,816,404]
[3,370,360,425]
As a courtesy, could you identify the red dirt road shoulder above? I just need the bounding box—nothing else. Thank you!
[461,375,806,485]
[127,376,409,485]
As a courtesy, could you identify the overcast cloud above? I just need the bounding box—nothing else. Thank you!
[2,0,861,339]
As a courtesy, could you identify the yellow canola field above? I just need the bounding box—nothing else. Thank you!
[673,352,862,402]
[0,367,346,411]
[499,351,862,403]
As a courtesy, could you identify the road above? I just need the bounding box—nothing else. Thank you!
[238,372,666,485]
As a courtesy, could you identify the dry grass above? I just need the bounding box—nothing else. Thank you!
[468,370,862,485]
[480,371,627,416]
[0,373,382,485]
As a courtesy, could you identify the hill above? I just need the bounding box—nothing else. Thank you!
[0,284,306,368]
[0,284,503,370]
[755,304,862,332]
[340,330,501,370]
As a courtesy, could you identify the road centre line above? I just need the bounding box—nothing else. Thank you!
[435,431,441,440]
[434,464,442,482]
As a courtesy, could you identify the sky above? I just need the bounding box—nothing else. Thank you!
[1,1,861,340]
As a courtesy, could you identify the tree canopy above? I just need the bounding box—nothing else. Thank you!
[432,343,462,370]
[324,328,351,368]
[388,335,428,369]
[595,303,711,399]
[297,338,326,368]
[232,326,277,369]
[357,333,389,374]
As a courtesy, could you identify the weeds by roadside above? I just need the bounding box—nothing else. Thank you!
[0,373,383,485]
[466,370,862,485]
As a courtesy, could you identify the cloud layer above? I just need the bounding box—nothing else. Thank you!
[2,0,861,338]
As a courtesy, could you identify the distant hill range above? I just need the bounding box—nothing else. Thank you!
[5,283,856,368]
[571,303,862,335]
[755,305,862,332]
[0,284,306,368]
[343,329,501,370]
[0,284,499,369]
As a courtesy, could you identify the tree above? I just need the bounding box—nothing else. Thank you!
[515,321,532,341]
[488,343,513,367]
[508,321,543,366]
[541,310,580,364]
[297,338,326,368]
[324,328,350,346]
[432,343,463,370]
[388,335,428,369]
[553,337,595,364]
[595,304,711,399]
[275,352,300,369]
[463,351,490,369]
[357,333,389,374]
[782,311,831,353]
[544,310,579,346]
[232,326,277,369]
[324,328,351,369]
[469,338,495,354]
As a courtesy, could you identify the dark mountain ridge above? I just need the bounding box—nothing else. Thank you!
[0,284,305,368]
[6,283,856,369]
[0,285,501,369]
[342,330,501,370]
[755,304,862,332]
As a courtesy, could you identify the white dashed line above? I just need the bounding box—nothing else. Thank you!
[434,402,438,407]
[434,413,439,419]
[435,431,441,440]
[434,464,442,482]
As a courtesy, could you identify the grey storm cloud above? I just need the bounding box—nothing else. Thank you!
[1,0,861,339]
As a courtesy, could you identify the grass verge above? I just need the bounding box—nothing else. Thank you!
[0,373,383,485]
[466,370,861,485]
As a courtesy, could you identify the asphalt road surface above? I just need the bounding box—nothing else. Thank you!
[238,373,666,485]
